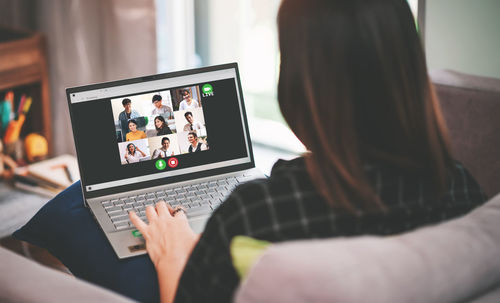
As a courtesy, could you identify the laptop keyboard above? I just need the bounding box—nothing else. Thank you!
[101,175,253,231]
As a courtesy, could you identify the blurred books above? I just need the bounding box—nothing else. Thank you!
[13,154,79,198]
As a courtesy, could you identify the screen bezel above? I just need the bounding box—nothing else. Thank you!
[66,63,255,200]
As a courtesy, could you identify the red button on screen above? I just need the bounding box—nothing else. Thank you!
[168,157,178,168]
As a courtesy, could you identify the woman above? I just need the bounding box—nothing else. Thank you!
[178,89,199,111]
[130,0,487,302]
[124,143,146,164]
[125,119,146,141]
[154,116,173,136]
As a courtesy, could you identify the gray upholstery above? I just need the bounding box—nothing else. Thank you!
[234,193,500,303]
[432,70,500,197]
[0,182,49,238]
[0,247,134,303]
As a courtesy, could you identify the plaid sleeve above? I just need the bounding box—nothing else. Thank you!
[438,162,488,220]
[450,162,488,203]
[174,199,241,303]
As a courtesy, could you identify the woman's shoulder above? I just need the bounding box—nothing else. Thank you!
[157,128,169,135]
[450,160,472,175]
[447,161,481,188]
[212,157,315,217]
[444,160,487,202]
[364,159,487,205]
[269,156,306,175]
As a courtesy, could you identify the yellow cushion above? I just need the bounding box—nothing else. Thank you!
[230,236,271,279]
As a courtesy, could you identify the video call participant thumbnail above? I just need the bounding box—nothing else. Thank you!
[187,132,207,153]
[126,119,147,141]
[152,94,173,117]
[124,143,146,164]
[154,116,173,136]
[179,89,199,111]
[118,98,140,136]
[152,137,175,159]
[182,111,203,131]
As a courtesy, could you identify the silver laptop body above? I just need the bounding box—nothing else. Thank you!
[67,63,264,258]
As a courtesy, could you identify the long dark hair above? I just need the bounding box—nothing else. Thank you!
[154,116,166,131]
[277,0,453,213]
[155,115,173,135]
[126,143,136,155]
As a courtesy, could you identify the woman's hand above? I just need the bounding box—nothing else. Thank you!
[129,201,199,268]
[129,202,200,303]
[136,147,146,157]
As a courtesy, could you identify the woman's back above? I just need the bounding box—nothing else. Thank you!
[175,157,486,301]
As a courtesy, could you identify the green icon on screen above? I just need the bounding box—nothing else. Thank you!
[202,84,213,94]
[155,159,166,170]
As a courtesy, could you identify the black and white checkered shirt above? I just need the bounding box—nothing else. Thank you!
[175,157,487,302]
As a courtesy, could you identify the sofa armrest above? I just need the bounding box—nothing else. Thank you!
[0,246,135,303]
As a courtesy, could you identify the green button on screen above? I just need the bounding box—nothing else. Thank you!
[155,159,166,170]
[202,83,213,94]
[132,230,142,237]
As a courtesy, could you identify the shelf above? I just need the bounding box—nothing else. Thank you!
[0,27,52,154]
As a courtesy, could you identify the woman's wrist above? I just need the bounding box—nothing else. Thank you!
[155,237,198,269]
[155,255,183,272]
[155,256,186,303]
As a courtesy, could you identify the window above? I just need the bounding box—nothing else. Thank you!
[408,0,419,18]
[191,0,304,153]
[157,0,423,154]
[156,0,198,73]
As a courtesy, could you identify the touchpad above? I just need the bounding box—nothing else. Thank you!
[189,215,210,234]
[128,243,146,252]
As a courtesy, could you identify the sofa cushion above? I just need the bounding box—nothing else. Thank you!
[234,193,500,303]
[0,246,134,303]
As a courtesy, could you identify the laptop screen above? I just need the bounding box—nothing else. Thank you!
[67,64,253,199]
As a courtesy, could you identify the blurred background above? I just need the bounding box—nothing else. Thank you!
[0,0,499,171]
[0,0,499,275]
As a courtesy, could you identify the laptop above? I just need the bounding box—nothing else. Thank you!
[66,63,265,258]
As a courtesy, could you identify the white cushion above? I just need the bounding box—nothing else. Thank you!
[0,246,134,303]
[235,193,500,303]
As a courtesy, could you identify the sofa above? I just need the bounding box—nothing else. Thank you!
[0,247,133,303]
